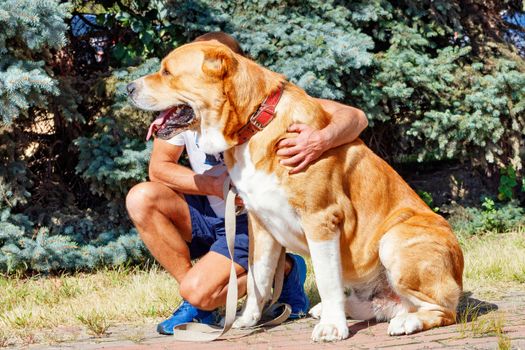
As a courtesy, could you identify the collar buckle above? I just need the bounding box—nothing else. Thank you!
[236,82,285,144]
[249,107,270,130]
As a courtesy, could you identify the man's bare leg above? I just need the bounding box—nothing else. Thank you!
[181,251,246,310]
[126,181,194,281]
[126,181,247,309]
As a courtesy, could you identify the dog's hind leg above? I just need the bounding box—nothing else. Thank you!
[233,213,282,328]
[302,206,349,342]
[379,216,464,335]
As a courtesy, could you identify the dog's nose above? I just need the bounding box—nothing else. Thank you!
[126,82,136,95]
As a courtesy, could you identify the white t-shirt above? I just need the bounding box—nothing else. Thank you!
[167,131,227,218]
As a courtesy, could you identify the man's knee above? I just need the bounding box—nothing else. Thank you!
[126,182,161,223]
[179,275,217,311]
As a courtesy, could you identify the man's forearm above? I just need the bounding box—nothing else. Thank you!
[275,99,368,173]
[319,108,367,151]
[149,162,224,198]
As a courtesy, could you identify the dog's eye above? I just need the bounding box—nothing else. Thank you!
[161,69,171,77]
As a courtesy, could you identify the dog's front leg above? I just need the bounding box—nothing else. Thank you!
[303,209,349,342]
[233,213,282,328]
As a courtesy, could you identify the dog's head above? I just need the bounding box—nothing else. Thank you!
[128,40,284,154]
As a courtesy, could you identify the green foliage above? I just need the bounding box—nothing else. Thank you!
[0,222,148,274]
[0,0,70,124]
[0,0,69,50]
[498,166,519,201]
[74,118,151,199]
[450,198,525,235]
[416,190,439,212]
[85,0,185,65]
[157,0,525,170]
[404,58,525,167]
[170,1,374,99]
[0,132,32,209]
[74,58,159,199]
[1,0,525,273]
[0,0,150,274]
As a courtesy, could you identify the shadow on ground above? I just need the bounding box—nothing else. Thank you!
[457,291,499,322]
[339,291,499,338]
[348,320,378,336]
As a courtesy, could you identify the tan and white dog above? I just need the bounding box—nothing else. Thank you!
[128,41,464,342]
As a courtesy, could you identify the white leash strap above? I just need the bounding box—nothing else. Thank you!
[171,178,290,341]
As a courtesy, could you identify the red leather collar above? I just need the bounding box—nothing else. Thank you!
[237,83,285,144]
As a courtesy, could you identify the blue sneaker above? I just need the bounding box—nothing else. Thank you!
[278,253,310,319]
[157,300,219,335]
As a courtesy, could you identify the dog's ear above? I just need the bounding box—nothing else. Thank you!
[202,46,237,79]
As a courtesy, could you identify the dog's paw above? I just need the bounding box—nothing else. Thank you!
[387,313,423,336]
[311,321,349,342]
[232,312,260,329]
[309,302,322,319]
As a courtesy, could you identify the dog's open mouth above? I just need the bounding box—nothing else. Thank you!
[146,104,196,140]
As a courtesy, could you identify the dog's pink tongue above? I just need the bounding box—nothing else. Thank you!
[146,108,173,141]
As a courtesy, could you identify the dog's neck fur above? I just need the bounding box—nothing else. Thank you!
[222,56,285,144]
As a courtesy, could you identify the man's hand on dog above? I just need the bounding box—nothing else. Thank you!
[277,123,327,174]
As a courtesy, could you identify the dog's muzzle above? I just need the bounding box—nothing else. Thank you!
[146,105,196,141]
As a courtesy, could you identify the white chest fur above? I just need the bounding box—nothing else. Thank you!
[228,144,309,255]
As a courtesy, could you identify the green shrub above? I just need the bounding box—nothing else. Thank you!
[0,1,152,273]
[1,0,524,273]
[498,166,521,201]
[450,198,525,235]
[416,190,439,212]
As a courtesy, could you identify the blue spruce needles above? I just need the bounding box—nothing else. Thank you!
[0,0,70,124]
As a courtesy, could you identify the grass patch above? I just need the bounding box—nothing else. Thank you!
[458,227,525,296]
[0,228,524,347]
[0,264,179,346]
[498,333,512,350]
[77,312,111,337]
[457,305,511,349]
[457,304,505,337]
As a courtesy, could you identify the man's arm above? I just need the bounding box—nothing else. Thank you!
[276,98,368,174]
[149,138,226,198]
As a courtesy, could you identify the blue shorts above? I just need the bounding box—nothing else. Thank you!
[185,194,249,271]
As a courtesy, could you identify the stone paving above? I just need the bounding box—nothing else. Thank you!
[24,291,525,350]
